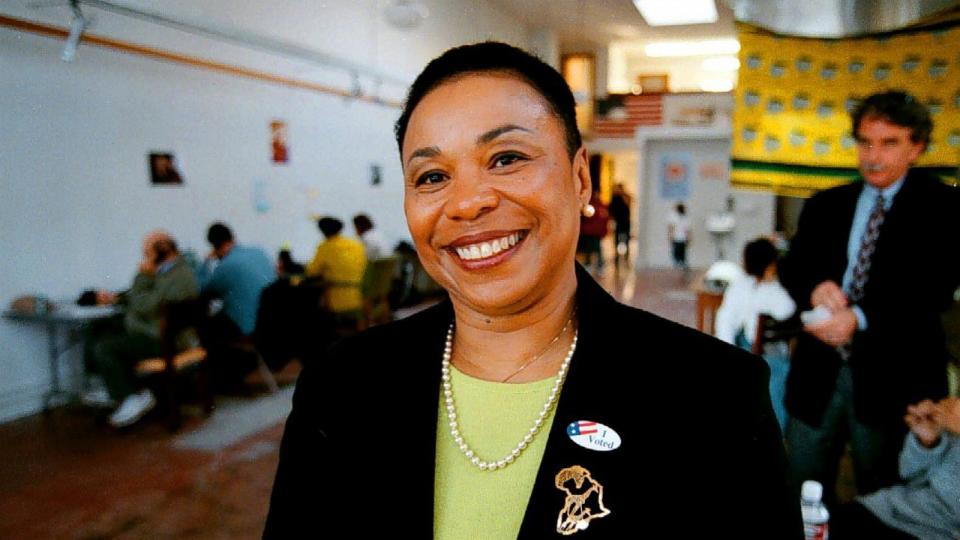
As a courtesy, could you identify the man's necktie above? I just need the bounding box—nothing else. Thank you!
[839,192,886,359]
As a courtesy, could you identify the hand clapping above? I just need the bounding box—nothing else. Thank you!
[810,280,848,312]
[904,397,960,448]
[805,280,857,346]
[804,308,858,347]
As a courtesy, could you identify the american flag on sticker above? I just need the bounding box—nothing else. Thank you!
[567,421,598,436]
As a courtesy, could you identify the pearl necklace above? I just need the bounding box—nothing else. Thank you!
[441,322,578,471]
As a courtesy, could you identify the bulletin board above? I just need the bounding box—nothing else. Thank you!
[731,22,960,197]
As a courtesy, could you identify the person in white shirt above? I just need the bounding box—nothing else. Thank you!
[353,213,388,260]
[716,237,796,432]
[667,203,690,272]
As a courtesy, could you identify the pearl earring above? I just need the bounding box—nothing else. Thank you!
[581,204,596,218]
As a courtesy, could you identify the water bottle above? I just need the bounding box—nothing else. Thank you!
[800,480,829,540]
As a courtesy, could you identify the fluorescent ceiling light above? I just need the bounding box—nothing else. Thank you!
[645,39,740,57]
[702,56,740,71]
[700,79,734,92]
[633,0,718,26]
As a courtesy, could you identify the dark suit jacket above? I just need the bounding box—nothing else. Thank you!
[780,170,960,429]
[264,265,802,538]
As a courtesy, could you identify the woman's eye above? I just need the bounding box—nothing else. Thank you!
[416,171,447,186]
[492,153,526,168]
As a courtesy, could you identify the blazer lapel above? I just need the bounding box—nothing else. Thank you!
[518,267,630,538]
[384,300,451,537]
[833,181,864,278]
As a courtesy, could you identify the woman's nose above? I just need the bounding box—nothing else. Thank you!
[443,169,499,221]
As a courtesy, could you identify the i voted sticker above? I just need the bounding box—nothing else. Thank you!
[566,420,621,452]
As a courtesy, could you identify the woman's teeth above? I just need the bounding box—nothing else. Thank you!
[455,232,522,260]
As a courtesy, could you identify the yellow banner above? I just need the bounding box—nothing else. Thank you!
[732,23,960,196]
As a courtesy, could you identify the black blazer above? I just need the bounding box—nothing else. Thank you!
[264,266,802,538]
[780,170,960,428]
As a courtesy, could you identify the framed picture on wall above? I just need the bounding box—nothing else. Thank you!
[659,153,690,200]
[638,74,669,94]
[271,120,289,164]
[148,152,183,185]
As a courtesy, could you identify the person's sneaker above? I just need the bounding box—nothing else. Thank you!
[80,386,115,408]
[108,390,156,427]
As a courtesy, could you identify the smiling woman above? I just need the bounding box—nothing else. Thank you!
[401,72,588,320]
[264,42,803,539]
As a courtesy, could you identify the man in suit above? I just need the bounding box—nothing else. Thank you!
[780,90,960,506]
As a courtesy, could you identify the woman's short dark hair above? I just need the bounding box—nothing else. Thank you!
[317,217,344,238]
[353,214,373,232]
[852,90,932,148]
[743,238,779,279]
[206,222,234,249]
[394,41,582,160]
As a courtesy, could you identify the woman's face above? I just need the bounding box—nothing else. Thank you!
[402,72,590,315]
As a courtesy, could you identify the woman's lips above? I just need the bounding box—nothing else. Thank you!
[445,230,527,268]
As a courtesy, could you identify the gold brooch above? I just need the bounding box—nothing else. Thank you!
[555,465,611,535]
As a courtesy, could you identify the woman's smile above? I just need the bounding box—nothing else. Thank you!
[446,230,527,268]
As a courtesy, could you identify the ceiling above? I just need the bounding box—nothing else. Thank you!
[491,0,960,92]
[491,0,737,50]
[492,0,960,48]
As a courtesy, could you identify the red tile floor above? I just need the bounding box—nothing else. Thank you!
[0,362,299,540]
[0,265,845,538]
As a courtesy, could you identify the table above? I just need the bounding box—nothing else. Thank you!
[4,304,120,411]
[689,274,724,336]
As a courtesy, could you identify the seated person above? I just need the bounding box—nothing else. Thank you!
[305,217,367,314]
[276,244,305,281]
[353,213,387,260]
[830,396,960,540]
[196,222,275,387]
[84,231,198,427]
[715,237,796,432]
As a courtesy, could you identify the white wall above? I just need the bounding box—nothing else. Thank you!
[611,92,775,269]
[638,138,775,269]
[0,0,528,422]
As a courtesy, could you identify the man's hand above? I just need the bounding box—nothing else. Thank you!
[804,308,857,346]
[905,399,943,448]
[95,290,117,305]
[811,280,848,312]
[932,397,960,435]
[139,258,157,275]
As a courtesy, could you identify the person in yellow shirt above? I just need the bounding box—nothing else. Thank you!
[305,217,367,313]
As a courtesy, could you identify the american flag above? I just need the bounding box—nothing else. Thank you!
[567,421,599,436]
[593,94,663,139]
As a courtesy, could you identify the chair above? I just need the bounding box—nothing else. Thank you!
[751,313,802,355]
[135,298,213,431]
[329,257,398,336]
[360,256,398,330]
[751,313,801,433]
[691,271,724,335]
[222,335,280,394]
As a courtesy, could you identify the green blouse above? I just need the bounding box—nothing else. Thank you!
[433,365,559,539]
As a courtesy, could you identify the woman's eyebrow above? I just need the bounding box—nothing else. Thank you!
[406,145,441,167]
[406,124,533,167]
[476,124,532,145]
